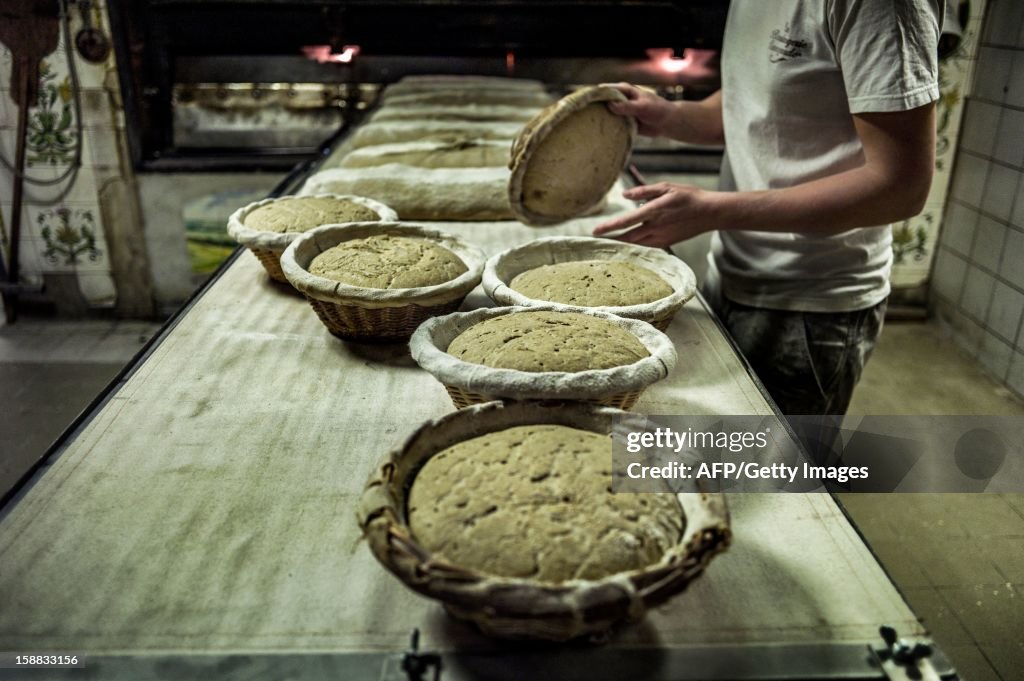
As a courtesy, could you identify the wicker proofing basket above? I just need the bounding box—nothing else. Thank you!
[226,194,399,283]
[280,222,486,342]
[507,85,636,226]
[409,306,677,410]
[357,400,731,641]
[483,236,697,331]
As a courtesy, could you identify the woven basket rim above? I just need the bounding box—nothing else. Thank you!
[357,400,731,641]
[507,85,636,226]
[483,236,697,321]
[280,222,486,308]
[226,194,399,251]
[409,306,677,400]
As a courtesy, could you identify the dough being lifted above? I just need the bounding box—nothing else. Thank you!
[511,260,673,307]
[509,86,635,225]
[447,310,649,372]
[244,196,381,234]
[309,235,467,289]
[408,424,684,583]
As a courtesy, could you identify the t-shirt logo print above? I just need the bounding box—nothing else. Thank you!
[768,23,809,62]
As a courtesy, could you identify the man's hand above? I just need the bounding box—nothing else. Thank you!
[603,83,725,146]
[604,83,680,138]
[592,183,724,247]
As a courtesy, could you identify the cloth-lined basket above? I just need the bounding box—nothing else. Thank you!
[409,306,677,410]
[226,194,398,283]
[483,236,697,331]
[280,222,486,342]
[357,400,731,641]
[508,85,636,225]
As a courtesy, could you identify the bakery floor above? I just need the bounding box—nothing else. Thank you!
[0,312,1021,680]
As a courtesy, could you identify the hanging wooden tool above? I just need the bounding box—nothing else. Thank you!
[0,0,61,323]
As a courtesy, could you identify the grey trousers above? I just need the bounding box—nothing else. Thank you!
[711,296,887,417]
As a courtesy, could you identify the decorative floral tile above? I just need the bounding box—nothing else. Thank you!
[25,59,79,167]
[31,205,104,270]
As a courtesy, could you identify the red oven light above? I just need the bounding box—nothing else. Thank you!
[302,44,361,64]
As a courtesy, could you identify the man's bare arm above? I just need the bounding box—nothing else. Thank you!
[593,103,936,247]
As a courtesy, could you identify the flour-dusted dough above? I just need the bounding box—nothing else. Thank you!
[381,89,554,108]
[302,165,512,221]
[511,260,673,307]
[447,310,649,372]
[308,234,468,289]
[243,196,382,234]
[336,140,511,170]
[369,104,539,123]
[383,75,548,97]
[349,120,525,149]
[408,424,683,583]
[509,86,636,225]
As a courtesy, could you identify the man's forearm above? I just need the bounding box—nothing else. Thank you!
[711,163,928,236]
[711,105,935,235]
[663,91,725,146]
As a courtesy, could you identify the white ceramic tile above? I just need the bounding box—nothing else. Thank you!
[932,247,970,302]
[1008,50,1024,108]
[941,201,980,255]
[959,100,1002,156]
[1007,353,1024,397]
[75,271,117,306]
[19,165,71,203]
[17,238,48,279]
[971,215,1008,271]
[993,107,1024,167]
[950,152,989,207]
[0,88,17,128]
[79,89,112,129]
[974,47,1013,102]
[1012,184,1024,230]
[79,125,122,170]
[987,280,1024,342]
[961,264,997,319]
[998,227,1024,289]
[941,301,986,354]
[981,162,1020,221]
[984,0,1024,46]
[0,46,11,89]
[978,331,1014,379]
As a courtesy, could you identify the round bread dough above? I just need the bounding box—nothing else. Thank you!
[446,310,649,372]
[408,424,683,583]
[244,196,381,234]
[519,102,630,217]
[510,260,673,307]
[309,235,467,289]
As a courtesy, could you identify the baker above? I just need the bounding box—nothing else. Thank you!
[594,0,942,419]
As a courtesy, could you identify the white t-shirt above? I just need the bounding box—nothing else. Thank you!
[706,0,941,312]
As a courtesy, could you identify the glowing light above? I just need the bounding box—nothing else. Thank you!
[302,45,361,64]
[646,48,692,74]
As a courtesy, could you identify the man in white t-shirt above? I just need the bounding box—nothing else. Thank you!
[594,0,942,418]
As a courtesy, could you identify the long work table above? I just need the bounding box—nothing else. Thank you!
[0,189,952,680]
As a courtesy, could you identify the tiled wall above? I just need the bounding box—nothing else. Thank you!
[0,3,150,316]
[931,0,1024,399]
